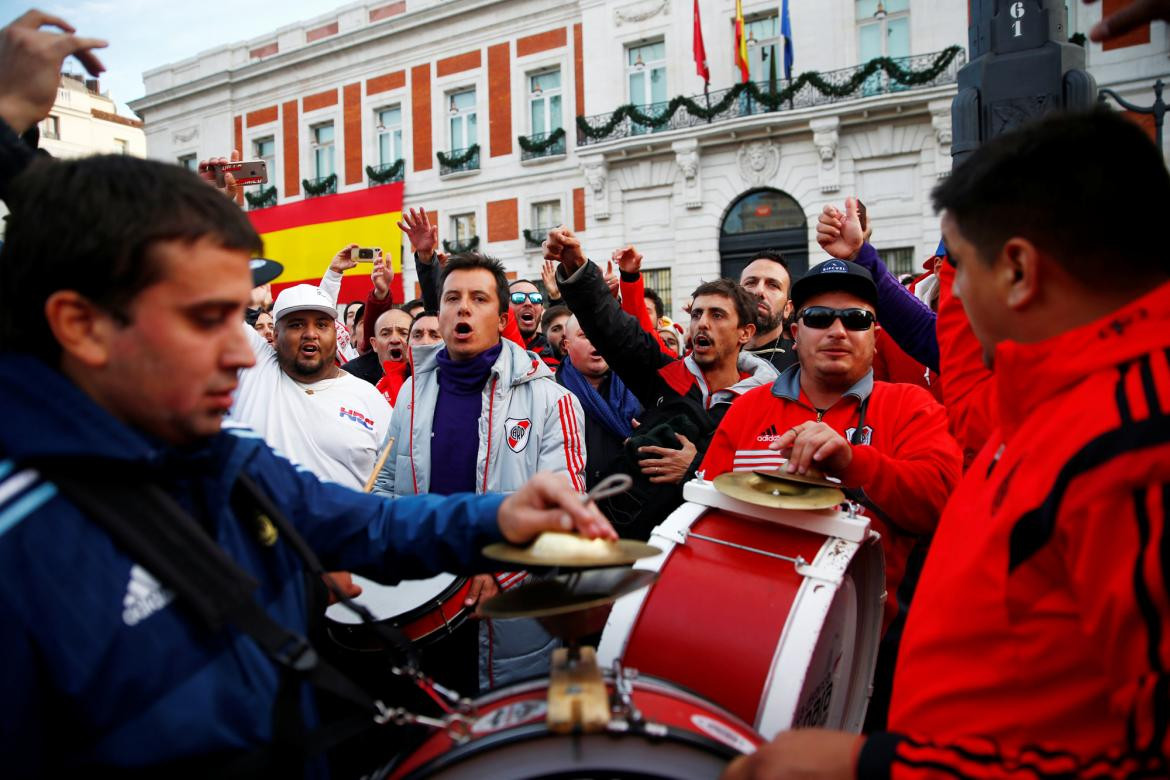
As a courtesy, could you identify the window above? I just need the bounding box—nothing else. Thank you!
[114,138,129,155]
[178,154,197,171]
[528,70,562,137]
[451,212,477,243]
[375,106,403,166]
[857,0,910,93]
[642,268,673,317]
[311,122,335,179]
[744,14,781,84]
[39,115,59,140]
[447,89,477,152]
[721,190,806,235]
[253,136,276,189]
[876,246,916,277]
[627,41,667,110]
[527,200,562,247]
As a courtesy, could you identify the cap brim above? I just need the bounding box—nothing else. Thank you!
[250,257,284,287]
[275,304,337,321]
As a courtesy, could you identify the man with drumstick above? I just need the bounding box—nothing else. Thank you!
[725,112,1170,779]
[698,256,963,731]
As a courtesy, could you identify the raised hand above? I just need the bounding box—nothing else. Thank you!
[1085,0,1170,42]
[0,10,107,134]
[603,260,620,299]
[197,150,242,201]
[612,245,643,276]
[541,259,561,301]
[328,244,360,275]
[543,226,585,274]
[815,197,864,260]
[371,256,393,300]
[397,207,437,259]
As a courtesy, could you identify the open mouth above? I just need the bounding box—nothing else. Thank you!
[454,322,473,336]
[694,333,713,349]
[299,344,319,357]
[518,311,536,326]
[388,347,404,361]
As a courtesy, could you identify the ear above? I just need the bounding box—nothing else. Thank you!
[497,311,508,333]
[739,322,756,346]
[44,290,117,368]
[368,335,378,351]
[999,237,1040,311]
[789,320,800,342]
[783,299,793,320]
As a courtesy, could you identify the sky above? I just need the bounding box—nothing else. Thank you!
[10,0,341,115]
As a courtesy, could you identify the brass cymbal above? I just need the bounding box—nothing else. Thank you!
[751,467,843,489]
[713,471,845,510]
[479,568,658,621]
[482,535,660,569]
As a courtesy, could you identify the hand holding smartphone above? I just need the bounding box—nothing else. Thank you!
[350,247,383,263]
[215,160,269,187]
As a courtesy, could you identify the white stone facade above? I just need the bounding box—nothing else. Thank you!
[39,74,146,159]
[129,0,1168,318]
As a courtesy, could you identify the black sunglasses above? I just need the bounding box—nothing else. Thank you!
[510,291,544,305]
[798,306,875,331]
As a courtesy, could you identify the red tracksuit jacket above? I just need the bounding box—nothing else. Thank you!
[699,368,963,630]
[858,280,1170,778]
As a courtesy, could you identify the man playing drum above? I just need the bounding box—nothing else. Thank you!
[699,257,963,728]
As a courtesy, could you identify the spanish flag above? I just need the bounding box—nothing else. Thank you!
[734,0,750,83]
[248,182,404,305]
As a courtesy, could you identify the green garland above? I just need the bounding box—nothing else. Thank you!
[437,144,480,168]
[245,185,277,209]
[301,173,337,197]
[366,159,404,184]
[577,46,963,140]
[442,236,480,254]
[523,228,548,248]
[517,127,566,154]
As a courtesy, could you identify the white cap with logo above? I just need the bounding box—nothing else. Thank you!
[272,284,338,322]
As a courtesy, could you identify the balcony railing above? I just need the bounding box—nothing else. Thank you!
[519,129,566,161]
[442,235,480,254]
[577,47,965,147]
[523,228,552,249]
[366,159,404,186]
[438,145,480,176]
[302,173,337,198]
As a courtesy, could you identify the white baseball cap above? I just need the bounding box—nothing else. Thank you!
[272,284,338,322]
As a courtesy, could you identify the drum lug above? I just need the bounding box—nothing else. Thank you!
[793,560,845,586]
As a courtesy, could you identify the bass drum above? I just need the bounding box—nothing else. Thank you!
[598,482,885,739]
[325,573,472,651]
[383,673,762,779]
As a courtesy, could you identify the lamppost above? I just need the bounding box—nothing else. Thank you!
[1099,79,1165,150]
[953,0,1097,165]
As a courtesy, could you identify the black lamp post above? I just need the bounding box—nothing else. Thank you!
[1099,79,1165,150]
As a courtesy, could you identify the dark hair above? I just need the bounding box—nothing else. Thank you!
[403,298,425,313]
[744,249,789,271]
[410,309,439,328]
[439,252,511,314]
[643,288,665,321]
[351,304,365,328]
[690,278,756,328]
[541,304,570,331]
[0,155,262,361]
[509,278,538,289]
[932,109,1170,289]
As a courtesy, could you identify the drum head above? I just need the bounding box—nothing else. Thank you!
[327,573,460,625]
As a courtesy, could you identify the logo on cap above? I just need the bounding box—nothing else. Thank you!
[822,260,848,273]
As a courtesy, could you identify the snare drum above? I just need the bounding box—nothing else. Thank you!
[326,573,472,651]
[384,672,761,779]
[598,480,884,739]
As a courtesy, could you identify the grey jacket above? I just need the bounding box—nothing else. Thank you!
[374,338,588,689]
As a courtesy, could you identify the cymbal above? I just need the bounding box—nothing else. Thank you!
[713,471,845,510]
[482,535,660,569]
[479,568,658,621]
[751,468,842,489]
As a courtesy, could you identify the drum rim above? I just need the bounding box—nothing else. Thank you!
[324,575,471,640]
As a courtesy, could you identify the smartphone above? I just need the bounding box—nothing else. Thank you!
[350,247,383,262]
[215,160,268,187]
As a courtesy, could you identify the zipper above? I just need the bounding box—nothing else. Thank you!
[481,376,497,493]
[816,409,825,422]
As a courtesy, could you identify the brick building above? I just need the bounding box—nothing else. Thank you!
[128,0,1168,316]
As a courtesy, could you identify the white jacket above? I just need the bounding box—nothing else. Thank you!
[373,338,587,690]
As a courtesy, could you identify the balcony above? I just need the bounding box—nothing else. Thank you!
[302,173,337,198]
[366,159,404,186]
[519,129,566,162]
[523,228,551,249]
[245,185,277,210]
[438,145,480,177]
[442,236,480,254]
[577,47,965,147]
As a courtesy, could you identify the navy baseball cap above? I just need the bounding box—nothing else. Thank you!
[790,259,878,311]
[250,257,283,287]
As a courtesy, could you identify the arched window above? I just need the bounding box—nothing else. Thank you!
[719,188,809,279]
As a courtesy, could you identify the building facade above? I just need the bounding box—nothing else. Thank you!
[129,0,1168,316]
[39,74,146,159]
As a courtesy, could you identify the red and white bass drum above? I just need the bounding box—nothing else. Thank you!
[384,670,762,779]
[326,573,472,651]
[598,479,885,738]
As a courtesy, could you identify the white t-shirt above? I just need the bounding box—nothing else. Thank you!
[231,324,392,490]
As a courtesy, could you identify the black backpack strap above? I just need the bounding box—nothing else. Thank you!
[32,460,397,770]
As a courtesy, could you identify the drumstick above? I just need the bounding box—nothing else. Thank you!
[364,437,395,493]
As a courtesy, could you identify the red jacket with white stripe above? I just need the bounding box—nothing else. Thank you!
[857,280,1170,780]
[699,367,963,630]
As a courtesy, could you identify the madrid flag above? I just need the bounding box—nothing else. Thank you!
[248,181,404,304]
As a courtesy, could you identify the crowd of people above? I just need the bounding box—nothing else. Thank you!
[2,4,1170,779]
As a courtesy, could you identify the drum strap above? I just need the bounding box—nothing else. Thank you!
[31,458,417,774]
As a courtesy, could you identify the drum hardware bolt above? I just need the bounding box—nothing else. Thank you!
[611,660,643,724]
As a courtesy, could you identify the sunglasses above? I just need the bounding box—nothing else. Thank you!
[510,291,544,305]
[798,306,876,331]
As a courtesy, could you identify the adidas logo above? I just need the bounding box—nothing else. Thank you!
[756,424,784,443]
[122,565,175,626]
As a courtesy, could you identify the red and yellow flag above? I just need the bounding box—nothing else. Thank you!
[248,182,404,305]
[734,0,750,83]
